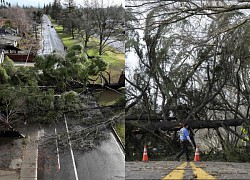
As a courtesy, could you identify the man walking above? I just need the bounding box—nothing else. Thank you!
[176,123,195,162]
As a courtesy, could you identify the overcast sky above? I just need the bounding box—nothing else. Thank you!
[7,0,124,7]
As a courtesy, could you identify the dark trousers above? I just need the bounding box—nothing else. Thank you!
[176,140,189,161]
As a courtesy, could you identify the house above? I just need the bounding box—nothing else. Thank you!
[0,35,22,47]
[0,45,22,63]
[2,27,19,36]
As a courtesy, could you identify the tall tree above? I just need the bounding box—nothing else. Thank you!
[91,0,124,55]
[76,2,96,48]
[125,0,250,159]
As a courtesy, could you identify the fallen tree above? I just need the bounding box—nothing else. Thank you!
[147,119,245,131]
[87,71,125,91]
[126,115,245,132]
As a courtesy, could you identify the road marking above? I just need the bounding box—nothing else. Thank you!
[162,162,187,179]
[190,162,216,179]
[49,35,53,53]
[54,128,60,170]
[64,114,79,180]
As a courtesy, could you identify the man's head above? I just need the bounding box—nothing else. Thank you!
[183,123,188,128]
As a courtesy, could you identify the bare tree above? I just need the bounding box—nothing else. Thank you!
[91,0,124,55]
[125,0,250,159]
[1,7,31,34]
[76,1,96,48]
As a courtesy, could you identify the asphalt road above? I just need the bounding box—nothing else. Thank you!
[38,117,125,180]
[38,15,65,56]
[36,15,125,180]
[126,161,250,179]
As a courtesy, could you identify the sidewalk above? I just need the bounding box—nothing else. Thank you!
[0,135,23,180]
[0,170,19,180]
[20,129,39,180]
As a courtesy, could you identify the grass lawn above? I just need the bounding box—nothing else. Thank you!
[52,23,80,49]
[94,88,124,106]
[87,36,125,83]
[114,123,125,145]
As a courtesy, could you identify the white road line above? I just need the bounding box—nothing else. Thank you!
[54,128,61,170]
[49,35,53,53]
[64,114,79,180]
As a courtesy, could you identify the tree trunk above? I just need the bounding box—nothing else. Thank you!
[99,34,103,55]
[85,33,91,48]
[71,26,74,39]
[126,115,245,131]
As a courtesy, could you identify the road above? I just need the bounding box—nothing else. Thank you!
[93,34,125,53]
[106,37,125,53]
[37,15,65,56]
[35,15,124,180]
[38,15,124,55]
[38,116,125,180]
[126,161,250,179]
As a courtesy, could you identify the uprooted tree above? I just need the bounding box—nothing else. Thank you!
[125,0,250,161]
[0,45,109,132]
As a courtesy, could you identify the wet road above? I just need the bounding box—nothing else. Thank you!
[38,15,65,56]
[61,131,125,180]
[38,116,125,180]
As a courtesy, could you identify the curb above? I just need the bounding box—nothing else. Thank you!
[111,126,125,154]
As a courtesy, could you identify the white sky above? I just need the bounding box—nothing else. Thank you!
[8,0,124,7]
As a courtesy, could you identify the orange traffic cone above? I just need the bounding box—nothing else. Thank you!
[142,145,148,162]
[194,146,200,161]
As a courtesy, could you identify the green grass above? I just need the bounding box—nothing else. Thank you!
[114,123,125,145]
[87,37,124,83]
[52,23,81,49]
[94,89,122,106]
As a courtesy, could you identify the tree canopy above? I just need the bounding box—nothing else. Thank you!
[0,45,107,130]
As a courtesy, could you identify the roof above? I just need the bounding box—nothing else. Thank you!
[0,35,21,41]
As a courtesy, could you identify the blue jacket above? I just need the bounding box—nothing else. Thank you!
[179,127,191,142]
